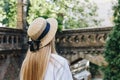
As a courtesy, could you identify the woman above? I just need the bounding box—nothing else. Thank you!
[20,17,73,80]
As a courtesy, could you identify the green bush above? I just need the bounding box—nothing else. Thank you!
[103,0,120,80]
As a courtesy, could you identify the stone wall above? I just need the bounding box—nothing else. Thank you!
[0,28,27,80]
[0,54,24,80]
[0,26,113,79]
[56,26,112,66]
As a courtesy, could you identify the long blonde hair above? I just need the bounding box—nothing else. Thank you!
[20,39,56,80]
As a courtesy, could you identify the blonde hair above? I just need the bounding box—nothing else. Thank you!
[20,39,56,80]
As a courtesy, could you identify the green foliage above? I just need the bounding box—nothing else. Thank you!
[27,0,101,30]
[0,0,17,28]
[27,0,65,31]
[103,0,120,80]
[90,63,99,78]
[0,0,101,29]
[62,0,101,29]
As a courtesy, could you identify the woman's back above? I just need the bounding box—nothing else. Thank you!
[20,17,73,80]
[44,54,73,80]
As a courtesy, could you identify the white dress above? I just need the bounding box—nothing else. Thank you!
[44,54,73,80]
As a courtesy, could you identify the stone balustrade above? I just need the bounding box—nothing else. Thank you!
[56,26,113,66]
[0,27,27,80]
[0,27,27,53]
[0,27,113,66]
[0,26,113,79]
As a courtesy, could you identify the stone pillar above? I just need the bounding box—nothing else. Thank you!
[17,0,24,29]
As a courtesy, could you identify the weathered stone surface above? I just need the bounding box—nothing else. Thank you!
[17,0,24,29]
[56,26,112,66]
[0,26,112,79]
[0,28,27,80]
[0,54,24,80]
[0,27,27,52]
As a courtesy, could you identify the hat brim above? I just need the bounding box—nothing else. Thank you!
[40,18,58,48]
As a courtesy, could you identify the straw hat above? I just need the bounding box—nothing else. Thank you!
[27,17,58,51]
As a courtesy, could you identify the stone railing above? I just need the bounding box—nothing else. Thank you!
[0,27,27,52]
[0,26,113,79]
[0,27,27,80]
[56,26,113,66]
